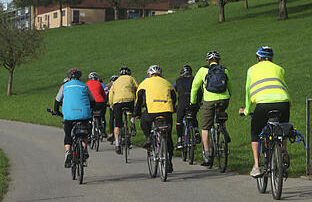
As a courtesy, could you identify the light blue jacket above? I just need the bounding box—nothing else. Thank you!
[56,79,94,121]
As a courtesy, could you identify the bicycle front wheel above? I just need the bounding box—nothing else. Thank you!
[78,139,84,184]
[271,143,284,200]
[188,127,195,165]
[159,136,168,182]
[257,141,268,193]
[217,127,228,173]
[147,137,158,178]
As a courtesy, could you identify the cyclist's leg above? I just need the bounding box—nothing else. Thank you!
[250,104,267,176]
[140,112,153,148]
[201,101,215,152]
[63,120,74,167]
[108,107,114,141]
[113,103,123,154]
[176,102,185,149]
[166,113,174,172]
[191,106,201,143]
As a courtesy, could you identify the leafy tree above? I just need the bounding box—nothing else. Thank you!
[0,17,44,96]
[279,0,288,20]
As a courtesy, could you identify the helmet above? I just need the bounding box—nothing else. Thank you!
[67,68,81,79]
[88,72,99,80]
[206,50,221,61]
[147,65,162,76]
[110,75,118,82]
[180,65,192,76]
[256,46,273,59]
[119,66,131,75]
[63,77,70,84]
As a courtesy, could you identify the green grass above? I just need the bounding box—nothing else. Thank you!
[0,150,8,201]
[0,0,311,176]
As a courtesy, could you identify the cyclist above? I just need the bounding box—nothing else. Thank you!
[105,75,119,142]
[134,65,177,173]
[109,67,138,154]
[191,50,232,166]
[86,72,107,137]
[54,68,95,168]
[239,46,291,177]
[174,65,202,150]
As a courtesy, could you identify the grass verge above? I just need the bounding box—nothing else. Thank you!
[0,150,8,201]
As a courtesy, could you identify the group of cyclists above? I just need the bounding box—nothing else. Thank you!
[53,45,291,177]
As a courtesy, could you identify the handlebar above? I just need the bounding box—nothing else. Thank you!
[47,108,63,117]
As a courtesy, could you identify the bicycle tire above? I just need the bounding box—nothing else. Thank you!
[78,139,84,184]
[181,126,187,162]
[188,127,195,165]
[208,128,215,169]
[123,111,129,163]
[71,146,76,180]
[271,143,283,200]
[257,141,268,193]
[95,118,100,152]
[91,120,96,150]
[217,127,228,173]
[159,136,168,182]
[147,136,158,178]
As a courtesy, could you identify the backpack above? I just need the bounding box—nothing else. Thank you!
[204,64,228,93]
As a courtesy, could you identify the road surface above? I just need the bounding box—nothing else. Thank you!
[0,119,311,202]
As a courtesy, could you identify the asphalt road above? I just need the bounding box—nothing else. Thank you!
[0,119,311,202]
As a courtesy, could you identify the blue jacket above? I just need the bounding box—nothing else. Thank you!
[56,80,93,121]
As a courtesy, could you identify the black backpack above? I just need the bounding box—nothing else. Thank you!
[204,64,228,93]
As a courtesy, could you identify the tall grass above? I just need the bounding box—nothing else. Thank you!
[0,0,311,176]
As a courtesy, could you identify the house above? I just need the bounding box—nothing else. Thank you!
[3,6,33,29]
[34,0,187,29]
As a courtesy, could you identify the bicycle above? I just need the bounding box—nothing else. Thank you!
[47,108,89,184]
[119,107,133,163]
[90,110,103,152]
[254,110,304,200]
[181,109,196,165]
[147,116,170,182]
[206,103,230,173]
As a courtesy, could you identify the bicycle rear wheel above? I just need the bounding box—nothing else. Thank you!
[257,141,268,193]
[181,126,187,162]
[207,128,215,169]
[147,137,158,178]
[217,127,228,173]
[123,112,129,163]
[78,139,84,184]
[71,147,76,180]
[271,143,283,200]
[159,136,168,182]
[188,127,195,165]
[95,119,100,152]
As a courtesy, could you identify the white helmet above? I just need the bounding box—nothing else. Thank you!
[88,72,99,80]
[147,65,162,76]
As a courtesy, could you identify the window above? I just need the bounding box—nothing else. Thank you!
[45,15,48,20]
[53,12,58,18]
[62,10,65,17]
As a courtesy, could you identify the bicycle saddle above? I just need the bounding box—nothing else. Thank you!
[93,110,102,116]
[267,110,281,123]
[154,116,169,131]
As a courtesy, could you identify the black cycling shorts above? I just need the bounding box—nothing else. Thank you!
[113,101,134,128]
[251,102,290,142]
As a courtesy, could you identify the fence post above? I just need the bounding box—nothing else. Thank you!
[306,98,312,176]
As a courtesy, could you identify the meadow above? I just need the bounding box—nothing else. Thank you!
[0,0,311,176]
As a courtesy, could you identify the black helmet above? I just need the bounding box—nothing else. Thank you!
[67,68,81,79]
[180,65,192,76]
[206,50,221,61]
[119,66,131,75]
[110,75,118,82]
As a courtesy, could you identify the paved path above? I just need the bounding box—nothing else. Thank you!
[0,120,311,202]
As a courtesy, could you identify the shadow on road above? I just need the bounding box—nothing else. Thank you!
[282,185,312,200]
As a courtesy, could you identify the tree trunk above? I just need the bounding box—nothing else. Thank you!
[279,0,288,20]
[219,0,225,23]
[59,1,63,27]
[32,5,36,29]
[142,8,145,18]
[245,0,248,9]
[7,69,14,96]
[114,7,118,20]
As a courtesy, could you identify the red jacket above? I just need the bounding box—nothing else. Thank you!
[86,80,106,103]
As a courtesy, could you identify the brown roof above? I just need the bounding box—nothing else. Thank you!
[37,0,187,15]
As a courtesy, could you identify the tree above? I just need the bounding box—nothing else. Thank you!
[0,17,44,96]
[279,0,288,20]
[244,0,248,9]
[219,0,226,23]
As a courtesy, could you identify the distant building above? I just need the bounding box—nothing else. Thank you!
[34,0,186,29]
[3,6,33,29]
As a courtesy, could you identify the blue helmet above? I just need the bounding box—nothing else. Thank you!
[256,46,273,59]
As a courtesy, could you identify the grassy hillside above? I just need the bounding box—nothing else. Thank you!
[0,0,311,176]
